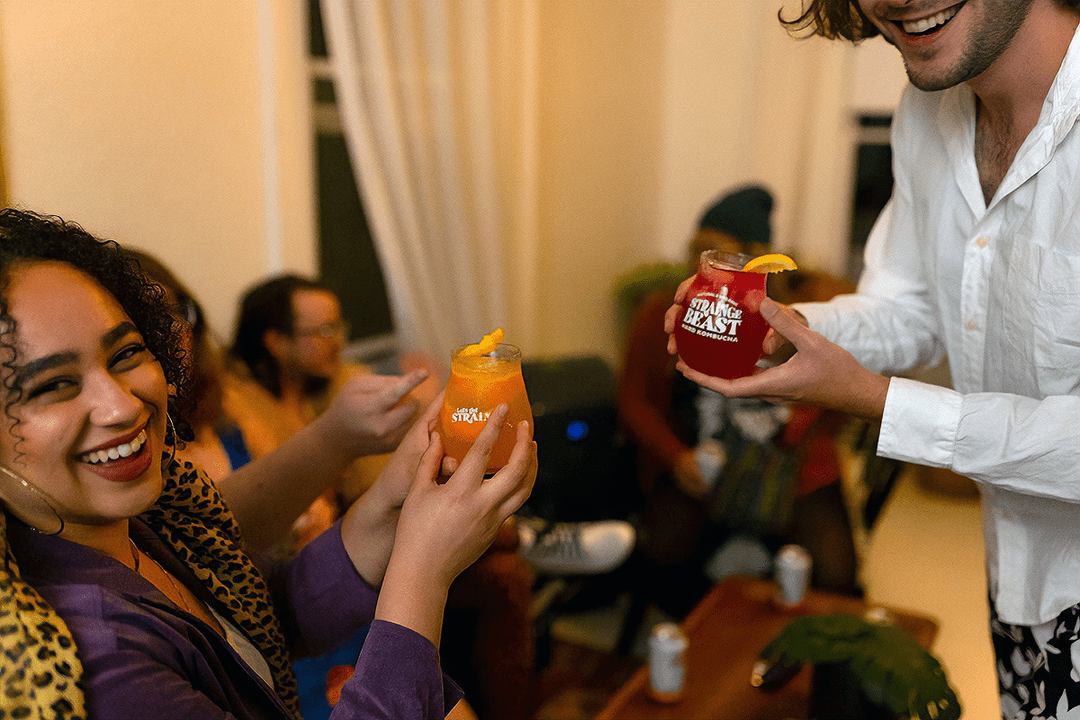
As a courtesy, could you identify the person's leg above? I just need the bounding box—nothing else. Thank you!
[990,595,1080,718]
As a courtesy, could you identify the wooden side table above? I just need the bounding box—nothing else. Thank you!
[595,575,939,720]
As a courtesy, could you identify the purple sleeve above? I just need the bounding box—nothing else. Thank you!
[277,520,379,658]
[331,620,463,720]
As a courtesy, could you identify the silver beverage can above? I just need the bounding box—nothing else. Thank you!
[694,439,727,489]
[774,544,812,607]
[648,622,688,703]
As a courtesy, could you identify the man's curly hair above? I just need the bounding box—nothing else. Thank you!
[0,208,194,442]
[780,0,1080,41]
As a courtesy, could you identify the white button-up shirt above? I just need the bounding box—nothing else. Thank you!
[796,27,1080,626]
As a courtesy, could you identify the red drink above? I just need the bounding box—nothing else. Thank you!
[674,250,769,380]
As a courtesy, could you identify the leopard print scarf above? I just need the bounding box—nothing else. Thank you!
[0,455,301,719]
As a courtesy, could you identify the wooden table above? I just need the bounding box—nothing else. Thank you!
[595,575,939,720]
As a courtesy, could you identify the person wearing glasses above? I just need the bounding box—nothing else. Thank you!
[229,274,537,720]
[230,274,430,540]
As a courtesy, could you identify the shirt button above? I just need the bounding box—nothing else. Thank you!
[975,237,989,248]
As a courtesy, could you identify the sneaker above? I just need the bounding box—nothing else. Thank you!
[703,535,772,583]
[517,519,636,576]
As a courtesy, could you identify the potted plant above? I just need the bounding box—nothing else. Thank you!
[752,613,961,720]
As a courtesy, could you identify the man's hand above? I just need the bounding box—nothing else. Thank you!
[676,297,890,422]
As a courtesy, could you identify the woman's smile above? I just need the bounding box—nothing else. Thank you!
[77,426,153,482]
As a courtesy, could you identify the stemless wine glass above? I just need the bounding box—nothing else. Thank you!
[438,343,533,473]
[673,249,770,380]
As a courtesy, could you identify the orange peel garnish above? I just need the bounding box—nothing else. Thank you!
[459,327,505,357]
[741,253,798,273]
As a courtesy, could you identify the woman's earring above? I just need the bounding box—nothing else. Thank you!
[0,465,63,536]
[165,412,178,465]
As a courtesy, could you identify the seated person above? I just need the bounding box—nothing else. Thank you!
[123,251,424,554]
[0,207,536,719]
[229,274,536,720]
[618,186,861,618]
[121,249,293,478]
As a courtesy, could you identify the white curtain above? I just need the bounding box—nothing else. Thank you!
[320,0,537,371]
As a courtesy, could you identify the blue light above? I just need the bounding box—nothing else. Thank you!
[566,421,589,441]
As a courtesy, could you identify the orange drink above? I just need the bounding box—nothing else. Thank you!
[439,342,533,472]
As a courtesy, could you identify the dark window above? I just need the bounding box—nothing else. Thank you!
[309,0,395,344]
[848,114,894,281]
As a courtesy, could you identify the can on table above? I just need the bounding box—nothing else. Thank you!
[774,544,812,608]
[648,622,688,703]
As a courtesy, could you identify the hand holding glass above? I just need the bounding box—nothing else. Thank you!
[674,249,771,380]
[438,343,533,473]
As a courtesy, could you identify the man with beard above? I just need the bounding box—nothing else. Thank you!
[666,1,1080,716]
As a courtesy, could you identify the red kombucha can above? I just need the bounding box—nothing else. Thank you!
[674,249,769,380]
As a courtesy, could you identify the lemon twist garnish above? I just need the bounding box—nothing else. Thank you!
[741,253,798,273]
[459,327,505,357]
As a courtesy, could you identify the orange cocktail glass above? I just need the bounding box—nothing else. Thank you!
[438,343,534,473]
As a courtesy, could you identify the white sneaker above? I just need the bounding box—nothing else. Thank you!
[703,535,772,583]
[517,519,635,576]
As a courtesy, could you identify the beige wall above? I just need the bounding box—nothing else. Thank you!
[0,0,314,341]
[531,2,907,364]
[534,0,666,361]
[0,1,906,363]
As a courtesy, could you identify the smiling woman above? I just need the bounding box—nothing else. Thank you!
[1,262,169,530]
[0,208,538,720]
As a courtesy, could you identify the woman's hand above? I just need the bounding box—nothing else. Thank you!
[366,391,445,510]
[338,390,445,585]
[316,370,428,458]
[373,405,537,644]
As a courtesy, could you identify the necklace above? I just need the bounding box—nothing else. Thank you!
[129,538,192,615]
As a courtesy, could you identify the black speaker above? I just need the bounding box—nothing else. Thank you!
[520,355,629,522]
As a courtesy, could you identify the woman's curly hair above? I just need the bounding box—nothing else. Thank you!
[0,208,194,443]
[780,0,1080,42]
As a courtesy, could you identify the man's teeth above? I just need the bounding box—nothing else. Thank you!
[82,430,147,465]
[903,5,960,34]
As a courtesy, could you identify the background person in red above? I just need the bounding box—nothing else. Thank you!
[619,186,860,622]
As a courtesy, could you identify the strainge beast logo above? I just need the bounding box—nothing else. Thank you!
[451,407,490,424]
[680,286,743,343]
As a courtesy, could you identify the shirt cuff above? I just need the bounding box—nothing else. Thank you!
[878,377,962,468]
[346,619,464,717]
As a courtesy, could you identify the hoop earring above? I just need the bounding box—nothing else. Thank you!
[0,464,64,536]
[165,412,178,465]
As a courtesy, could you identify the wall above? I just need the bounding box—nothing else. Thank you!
[533,0,666,363]
[0,0,314,341]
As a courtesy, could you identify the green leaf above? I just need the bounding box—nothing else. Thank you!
[759,614,961,720]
